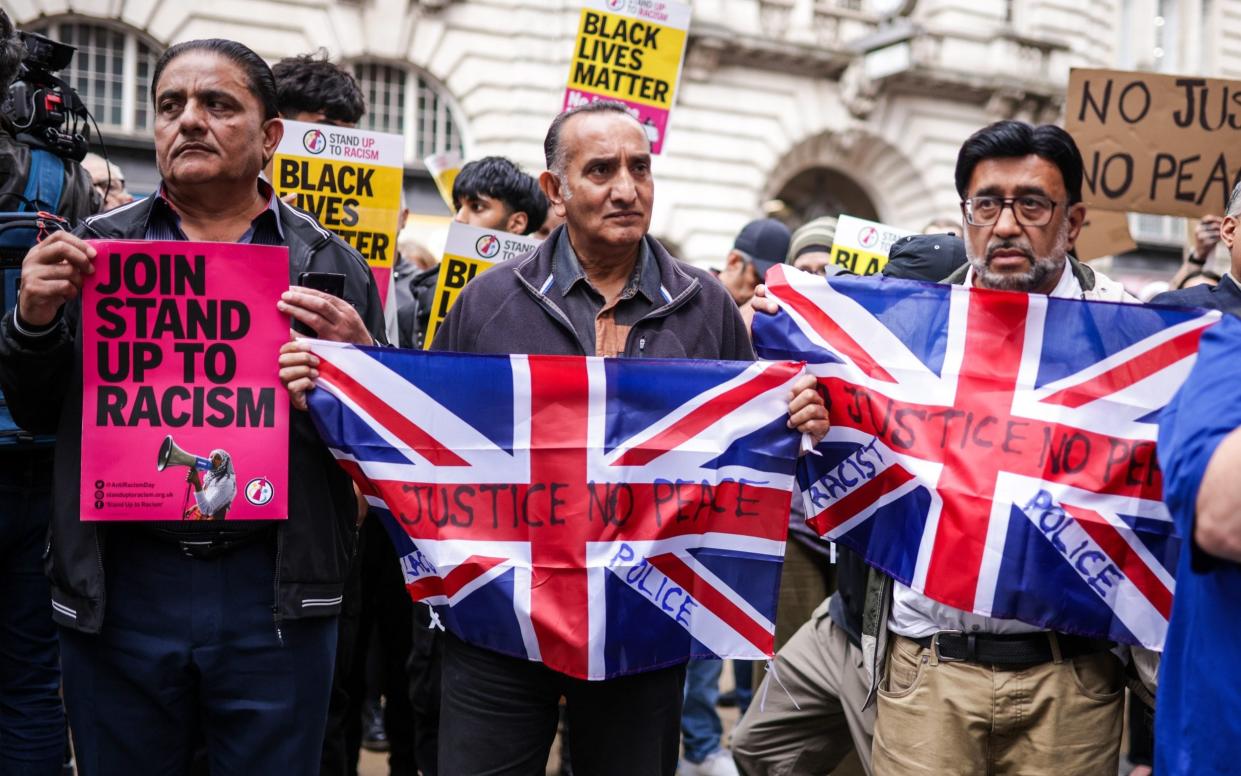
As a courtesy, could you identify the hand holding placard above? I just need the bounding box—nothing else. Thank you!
[1193,215,1223,262]
[18,232,96,327]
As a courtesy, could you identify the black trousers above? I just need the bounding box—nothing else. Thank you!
[408,606,442,776]
[0,448,66,774]
[350,516,417,776]
[322,515,417,776]
[62,529,337,776]
[1128,691,1155,767]
[439,633,685,776]
[321,531,363,776]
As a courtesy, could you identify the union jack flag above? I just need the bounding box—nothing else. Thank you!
[304,342,804,678]
[753,266,1220,650]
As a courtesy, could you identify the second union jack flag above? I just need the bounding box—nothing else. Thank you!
[304,342,804,678]
[753,265,1220,650]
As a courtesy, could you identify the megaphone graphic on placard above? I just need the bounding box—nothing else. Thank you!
[156,435,211,473]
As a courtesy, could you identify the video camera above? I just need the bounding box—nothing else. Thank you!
[1,31,90,161]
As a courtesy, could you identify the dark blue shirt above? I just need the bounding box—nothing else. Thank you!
[1156,312,1241,774]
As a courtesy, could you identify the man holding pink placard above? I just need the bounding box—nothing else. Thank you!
[0,38,385,775]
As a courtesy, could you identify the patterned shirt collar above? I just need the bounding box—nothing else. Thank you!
[145,178,284,244]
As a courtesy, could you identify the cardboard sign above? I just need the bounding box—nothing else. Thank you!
[563,0,691,154]
[81,241,290,521]
[423,222,541,347]
[425,151,462,211]
[1075,210,1137,261]
[831,215,914,275]
[273,120,404,303]
[1066,68,1241,218]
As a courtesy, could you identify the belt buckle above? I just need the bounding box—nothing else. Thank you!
[932,629,969,663]
[179,540,214,560]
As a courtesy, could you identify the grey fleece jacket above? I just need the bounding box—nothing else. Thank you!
[431,225,755,362]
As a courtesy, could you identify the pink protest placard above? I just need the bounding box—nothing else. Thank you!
[81,240,290,521]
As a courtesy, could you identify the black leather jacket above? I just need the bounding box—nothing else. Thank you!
[0,193,386,633]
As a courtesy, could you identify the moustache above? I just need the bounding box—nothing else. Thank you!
[986,241,1035,262]
[173,142,215,157]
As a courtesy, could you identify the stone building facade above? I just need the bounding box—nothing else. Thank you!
[1,0,1230,275]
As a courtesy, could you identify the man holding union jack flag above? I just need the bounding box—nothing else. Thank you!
[750,121,1169,775]
[282,99,828,776]
[863,124,1138,775]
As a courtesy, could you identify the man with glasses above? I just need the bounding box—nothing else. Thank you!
[864,121,1130,774]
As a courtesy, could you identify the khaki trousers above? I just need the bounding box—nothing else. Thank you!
[733,599,874,776]
[749,539,835,700]
[773,539,834,652]
[872,634,1123,775]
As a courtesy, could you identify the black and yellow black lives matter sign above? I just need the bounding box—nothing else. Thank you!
[273,120,405,303]
[422,222,542,348]
[562,0,691,154]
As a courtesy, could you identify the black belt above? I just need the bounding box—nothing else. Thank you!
[912,630,1111,666]
[143,525,274,560]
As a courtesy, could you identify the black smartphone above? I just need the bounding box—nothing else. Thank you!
[293,271,346,335]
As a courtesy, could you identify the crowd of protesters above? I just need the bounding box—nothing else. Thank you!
[1,11,1239,776]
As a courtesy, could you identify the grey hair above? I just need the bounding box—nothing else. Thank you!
[1227,181,1241,217]
[543,100,644,181]
[0,10,24,90]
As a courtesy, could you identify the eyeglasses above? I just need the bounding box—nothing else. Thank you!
[961,195,1059,227]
